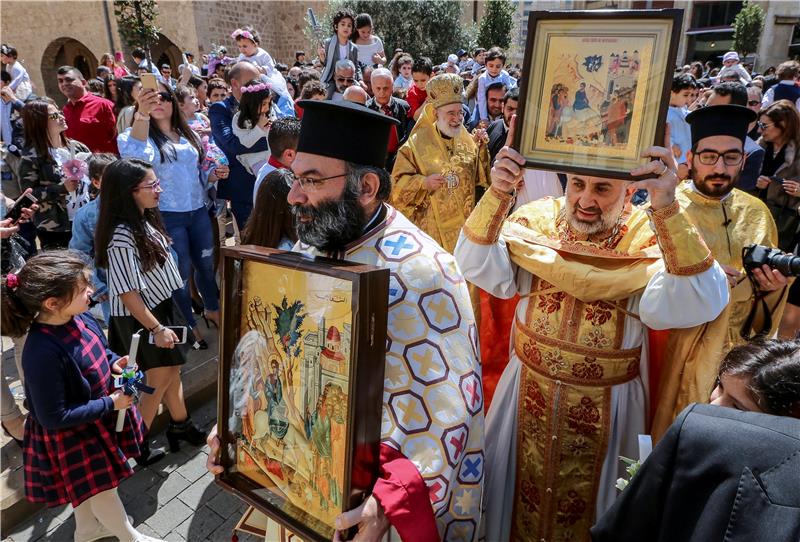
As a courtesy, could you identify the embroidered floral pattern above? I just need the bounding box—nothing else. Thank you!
[537,291,567,314]
[581,326,612,349]
[571,356,604,380]
[584,302,613,326]
[566,396,600,435]
[556,490,588,526]
[520,480,541,514]
[566,435,590,456]
[510,215,531,228]
[522,342,542,366]
[523,380,547,419]
[530,315,555,336]
[542,349,567,376]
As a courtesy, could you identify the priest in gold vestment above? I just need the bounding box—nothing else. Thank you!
[649,104,790,439]
[390,73,490,254]
[454,125,730,542]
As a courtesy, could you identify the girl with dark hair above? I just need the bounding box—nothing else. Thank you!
[242,169,297,249]
[114,75,141,133]
[231,78,274,175]
[353,13,386,68]
[104,75,118,103]
[0,250,163,542]
[118,82,229,350]
[18,99,91,249]
[95,158,206,462]
[711,339,800,418]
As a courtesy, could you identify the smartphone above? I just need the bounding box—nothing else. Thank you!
[149,326,188,344]
[140,72,158,91]
[5,192,38,223]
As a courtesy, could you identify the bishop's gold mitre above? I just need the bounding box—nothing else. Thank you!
[426,73,465,109]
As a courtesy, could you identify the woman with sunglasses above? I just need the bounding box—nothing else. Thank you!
[118,83,229,350]
[95,158,206,464]
[755,99,800,338]
[18,99,91,249]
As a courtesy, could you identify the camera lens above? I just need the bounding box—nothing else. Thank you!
[767,253,800,277]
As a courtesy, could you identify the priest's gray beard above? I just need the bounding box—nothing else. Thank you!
[565,193,626,236]
[436,117,461,139]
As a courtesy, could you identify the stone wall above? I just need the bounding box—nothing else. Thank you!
[0,0,321,105]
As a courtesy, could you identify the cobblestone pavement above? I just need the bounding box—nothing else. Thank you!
[3,399,261,542]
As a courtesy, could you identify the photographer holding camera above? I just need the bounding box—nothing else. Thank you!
[677,104,790,349]
[753,99,800,337]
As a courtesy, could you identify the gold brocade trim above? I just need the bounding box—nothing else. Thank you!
[511,302,641,542]
[649,200,714,276]
[462,187,514,245]
[515,317,641,386]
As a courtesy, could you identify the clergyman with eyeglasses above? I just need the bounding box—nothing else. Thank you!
[651,103,791,435]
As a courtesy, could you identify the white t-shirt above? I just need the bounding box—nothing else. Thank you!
[338,43,349,61]
[356,37,384,66]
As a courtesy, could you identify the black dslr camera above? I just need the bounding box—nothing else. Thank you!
[742,244,800,277]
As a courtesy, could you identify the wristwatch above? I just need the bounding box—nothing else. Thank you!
[134,111,150,122]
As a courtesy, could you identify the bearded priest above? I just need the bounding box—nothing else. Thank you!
[454,120,729,542]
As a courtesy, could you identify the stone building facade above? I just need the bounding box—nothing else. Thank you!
[1,0,324,105]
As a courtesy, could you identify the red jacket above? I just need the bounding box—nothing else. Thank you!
[63,93,118,154]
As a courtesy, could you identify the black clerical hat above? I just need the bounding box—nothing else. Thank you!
[296,99,400,168]
[685,104,757,148]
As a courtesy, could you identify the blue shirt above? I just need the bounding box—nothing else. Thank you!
[118,128,210,213]
[667,106,691,165]
[68,197,108,297]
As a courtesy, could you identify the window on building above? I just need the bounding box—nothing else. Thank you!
[790,24,800,58]
[691,1,743,29]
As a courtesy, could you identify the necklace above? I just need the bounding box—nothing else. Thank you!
[437,127,461,192]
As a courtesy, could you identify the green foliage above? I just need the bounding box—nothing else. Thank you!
[477,0,515,50]
[732,1,765,57]
[113,0,161,50]
[273,297,306,359]
[310,0,470,63]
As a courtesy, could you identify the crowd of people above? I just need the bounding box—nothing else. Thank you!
[1,7,799,542]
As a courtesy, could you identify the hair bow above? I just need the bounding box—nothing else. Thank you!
[231,29,254,41]
[5,273,18,290]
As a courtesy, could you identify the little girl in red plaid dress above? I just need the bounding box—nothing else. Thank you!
[1,251,165,542]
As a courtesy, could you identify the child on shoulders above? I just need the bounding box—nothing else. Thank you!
[477,47,517,121]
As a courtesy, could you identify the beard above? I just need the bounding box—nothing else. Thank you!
[566,194,626,235]
[436,117,461,138]
[291,181,368,252]
[692,172,736,198]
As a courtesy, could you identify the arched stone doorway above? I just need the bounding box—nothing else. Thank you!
[41,37,99,105]
[150,33,182,73]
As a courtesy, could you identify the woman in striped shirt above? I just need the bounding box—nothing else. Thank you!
[95,158,206,464]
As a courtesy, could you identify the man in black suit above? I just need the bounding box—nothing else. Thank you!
[365,67,410,172]
[487,86,518,163]
[592,404,800,542]
[209,61,268,230]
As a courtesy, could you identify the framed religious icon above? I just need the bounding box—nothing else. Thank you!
[215,245,389,542]
[514,9,683,179]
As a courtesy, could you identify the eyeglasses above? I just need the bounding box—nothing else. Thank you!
[285,170,346,192]
[757,121,774,130]
[133,179,163,192]
[156,92,172,103]
[335,77,355,84]
[694,150,744,166]
[48,111,63,120]
[747,100,760,106]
